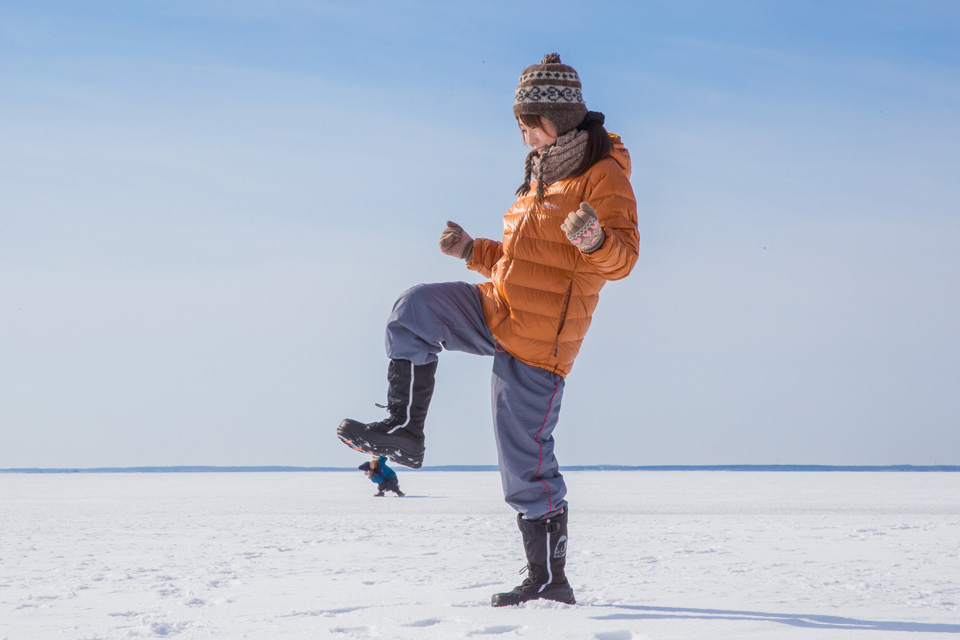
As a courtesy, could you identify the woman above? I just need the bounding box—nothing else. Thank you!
[338,53,639,606]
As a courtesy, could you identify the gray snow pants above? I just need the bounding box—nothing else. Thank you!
[385,282,567,519]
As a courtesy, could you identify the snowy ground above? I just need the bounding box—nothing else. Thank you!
[2,471,959,640]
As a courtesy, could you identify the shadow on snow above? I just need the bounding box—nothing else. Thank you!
[590,604,960,633]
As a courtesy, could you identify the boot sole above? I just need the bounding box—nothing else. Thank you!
[337,420,424,469]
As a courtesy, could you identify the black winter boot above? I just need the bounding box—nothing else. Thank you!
[337,359,437,469]
[491,508,576,607]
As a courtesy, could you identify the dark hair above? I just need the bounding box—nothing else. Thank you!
[517,113,613,176]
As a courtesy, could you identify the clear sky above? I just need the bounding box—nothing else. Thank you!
[2,1,958,468]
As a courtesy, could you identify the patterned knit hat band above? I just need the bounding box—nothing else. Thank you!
[517,68,581,86]
[513,53,588,136]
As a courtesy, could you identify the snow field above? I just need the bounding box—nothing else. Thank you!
[1,471,958,639]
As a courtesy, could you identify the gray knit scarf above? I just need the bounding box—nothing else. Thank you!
[516,129,590,201]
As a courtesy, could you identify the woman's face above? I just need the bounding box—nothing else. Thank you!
[519,117,558,155]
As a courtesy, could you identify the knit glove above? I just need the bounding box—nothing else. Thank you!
[439,220,474,262]
[561,202,605,254]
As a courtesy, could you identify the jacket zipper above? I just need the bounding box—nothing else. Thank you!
[554,248,581,358]
[555,282,573,358]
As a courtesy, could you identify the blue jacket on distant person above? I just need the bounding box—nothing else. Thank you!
[358,456,404,497]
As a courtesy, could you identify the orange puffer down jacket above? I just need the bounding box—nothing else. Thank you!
[468,134,639,377]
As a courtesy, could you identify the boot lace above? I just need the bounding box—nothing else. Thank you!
[368,403,405,430]
[517,563,546,586]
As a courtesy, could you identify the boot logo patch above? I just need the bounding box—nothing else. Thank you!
[553,535,567,559]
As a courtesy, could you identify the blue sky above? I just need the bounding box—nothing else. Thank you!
[2,1,958,468]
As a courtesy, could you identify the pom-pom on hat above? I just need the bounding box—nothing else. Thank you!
[513,53,588,136]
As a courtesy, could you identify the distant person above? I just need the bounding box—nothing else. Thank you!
[359,456,404,497]
[338,53,638,606]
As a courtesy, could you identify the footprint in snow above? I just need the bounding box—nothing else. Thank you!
[466,625,521,636]
[147,619,192,636]
[456,580,501,590]
[405,618,443,627]
[330,626,376,637]
[281,606,365,618]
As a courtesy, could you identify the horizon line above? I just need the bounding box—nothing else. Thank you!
[2,464,959,474]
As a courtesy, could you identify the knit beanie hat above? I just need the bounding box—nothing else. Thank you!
[513,53,588,136]
[358,462,371,472]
